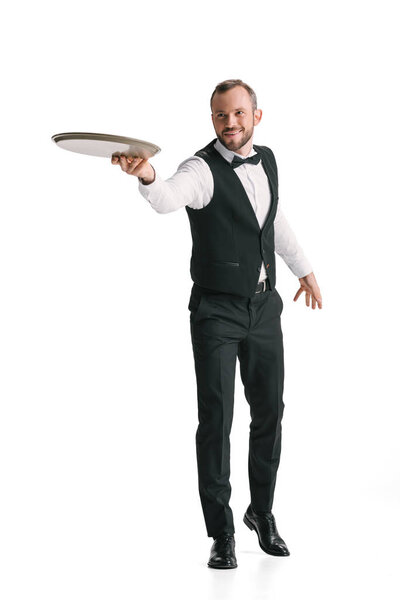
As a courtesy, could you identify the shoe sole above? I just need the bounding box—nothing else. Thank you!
[243,514,290,557]
[207,562,237,569]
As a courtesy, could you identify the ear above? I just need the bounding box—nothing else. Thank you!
[253,108,262,126]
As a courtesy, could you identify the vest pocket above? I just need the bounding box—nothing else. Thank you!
[209,261,240,267]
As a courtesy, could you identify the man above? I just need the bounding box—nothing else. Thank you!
[112,79,322,569]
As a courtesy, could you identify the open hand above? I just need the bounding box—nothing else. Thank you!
[293,272,322,309]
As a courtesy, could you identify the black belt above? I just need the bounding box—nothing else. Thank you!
[255,279,270,294]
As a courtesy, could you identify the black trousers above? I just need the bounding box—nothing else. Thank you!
[188,280,285,538]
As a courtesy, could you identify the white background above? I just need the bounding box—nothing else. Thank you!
[1,1,399,598]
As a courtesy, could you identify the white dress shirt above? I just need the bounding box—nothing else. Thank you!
[138,138,313,281]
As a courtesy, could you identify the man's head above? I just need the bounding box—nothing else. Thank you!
[210,79,262,156]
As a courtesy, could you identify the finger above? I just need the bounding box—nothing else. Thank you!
[119,155,129,172]
[127,157,143,174]
[312,295,316,310]
[127,159,142,174]
[293,288,303,302]
[111,155,120,164]
[313,287,322,309]
[306,292,310,307]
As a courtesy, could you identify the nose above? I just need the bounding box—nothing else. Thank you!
[226,114,238,128]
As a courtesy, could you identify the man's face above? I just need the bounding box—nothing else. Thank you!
[211,86,262,155]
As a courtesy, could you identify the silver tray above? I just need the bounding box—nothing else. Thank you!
[51,132,161,159]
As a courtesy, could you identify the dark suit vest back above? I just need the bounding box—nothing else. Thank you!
[185,138,279,297]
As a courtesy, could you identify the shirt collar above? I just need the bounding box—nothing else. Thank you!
[214,137,257,164]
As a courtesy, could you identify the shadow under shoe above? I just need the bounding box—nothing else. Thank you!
[207,533,237,569]
[243,504,290,556]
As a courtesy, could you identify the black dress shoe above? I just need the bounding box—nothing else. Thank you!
[207,533,237,569]
[243,504,290,556]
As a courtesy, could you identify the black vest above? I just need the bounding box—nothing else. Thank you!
[185,138,279,297]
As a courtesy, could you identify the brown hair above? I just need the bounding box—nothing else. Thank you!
[210,79,258,112]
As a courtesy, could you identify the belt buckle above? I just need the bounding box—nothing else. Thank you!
[256,279,266,294]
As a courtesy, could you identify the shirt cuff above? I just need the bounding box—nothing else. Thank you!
[137,170,162,198]
[288,260,313,279]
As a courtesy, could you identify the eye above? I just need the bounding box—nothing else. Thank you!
[237,111,244,115]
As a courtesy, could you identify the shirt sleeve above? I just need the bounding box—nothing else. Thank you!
[274,200,313,278]
[137,156,213,213]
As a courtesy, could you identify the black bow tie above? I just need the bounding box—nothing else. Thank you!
[230,153,261,169]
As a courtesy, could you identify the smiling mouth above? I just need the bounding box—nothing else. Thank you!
[224,129,243,137]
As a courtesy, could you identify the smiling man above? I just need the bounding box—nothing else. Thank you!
[212,85,259,152]
[112,79,322,569]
